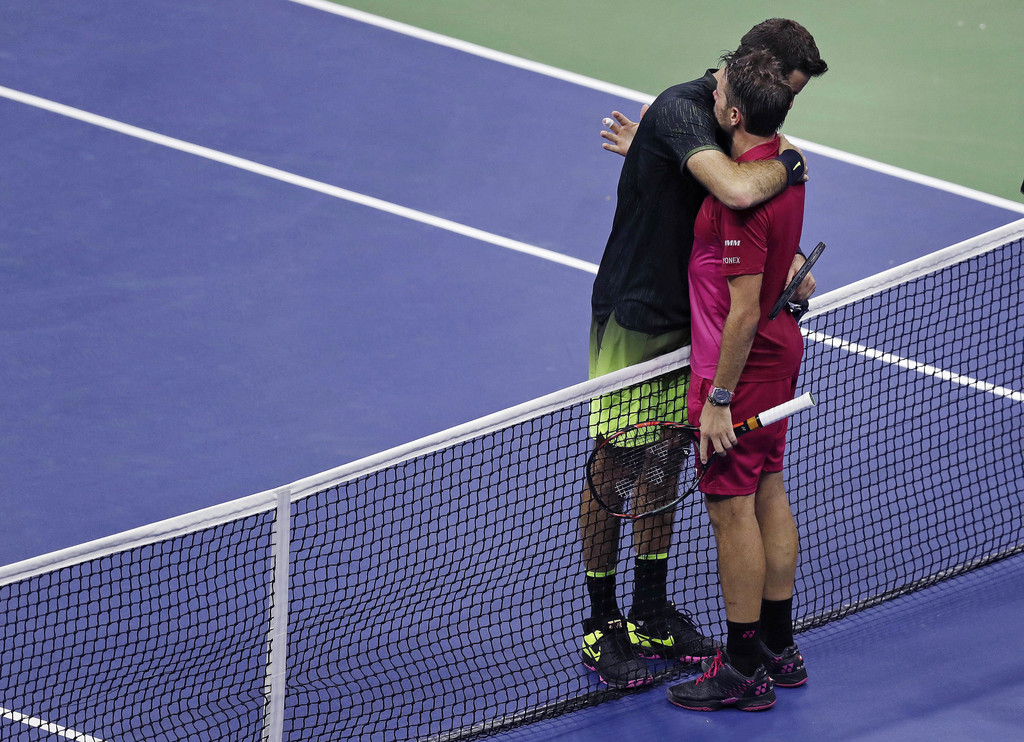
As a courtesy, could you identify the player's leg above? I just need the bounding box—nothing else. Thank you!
[627,366,716,663]
[667,491,776,711]
[667,378,777,711]
[756,471,797,603]
[754,470,807,687]
[582,316,667,623]
[579,464,651,688]
[706,493,765,667]
[580,445,623,613]
[752,371,808,687]
[579,318,651,688]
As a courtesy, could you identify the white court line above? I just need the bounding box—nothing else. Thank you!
[3,39,1020,410]
[0,706,108,742]
[0,85,598,276]
[805,330,1024,403]
[1,14,1017,740]
[288,0,1024,215]
[1,86,1018,404]
[286,0,650,104]
[785,136,1024,215]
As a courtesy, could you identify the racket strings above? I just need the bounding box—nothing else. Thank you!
[593,429,698,516]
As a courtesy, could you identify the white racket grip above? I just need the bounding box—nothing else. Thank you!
[758,392,816,427]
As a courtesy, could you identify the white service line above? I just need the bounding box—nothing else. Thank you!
[281,2,1024,404]
[286,0,652,104]
[0,706,108,742]
[0,85,598,276]
[804,329,1024,403]
[787,136,1024,215]
[287,0,1024,215]
[4,31,1019,410]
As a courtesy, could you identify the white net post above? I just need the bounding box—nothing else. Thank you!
[263,486,292,742]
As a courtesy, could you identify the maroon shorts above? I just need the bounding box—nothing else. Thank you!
[688,374,799,496]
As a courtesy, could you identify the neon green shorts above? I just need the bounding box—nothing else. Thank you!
[588,313,690,446]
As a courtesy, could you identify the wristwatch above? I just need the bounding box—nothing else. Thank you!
[707,386,733,407]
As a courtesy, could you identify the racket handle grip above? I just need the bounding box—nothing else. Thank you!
[734,392,817,433]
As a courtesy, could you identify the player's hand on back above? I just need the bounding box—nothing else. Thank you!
[600,105,649,157]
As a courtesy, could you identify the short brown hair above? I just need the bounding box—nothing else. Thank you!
[722,49,794,137]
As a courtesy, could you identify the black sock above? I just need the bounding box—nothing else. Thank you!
[632,553,668,616]
[586,570,621,622]
[760,597,794,653]
[726,620,761,677]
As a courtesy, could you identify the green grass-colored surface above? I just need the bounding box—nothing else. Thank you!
[332,0,1024,204]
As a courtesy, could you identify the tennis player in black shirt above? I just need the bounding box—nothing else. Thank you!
[581,19,827,689]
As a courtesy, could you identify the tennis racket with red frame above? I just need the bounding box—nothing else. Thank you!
[586,392,816,519]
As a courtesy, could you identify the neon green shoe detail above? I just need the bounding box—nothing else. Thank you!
[627,601,719,663]
[580,617,652,689]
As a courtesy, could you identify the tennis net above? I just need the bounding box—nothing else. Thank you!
[0,219,1021,741]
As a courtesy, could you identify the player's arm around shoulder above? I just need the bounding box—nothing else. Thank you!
[686,149,789,211]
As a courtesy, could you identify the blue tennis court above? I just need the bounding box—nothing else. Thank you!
[2,1,1023,740]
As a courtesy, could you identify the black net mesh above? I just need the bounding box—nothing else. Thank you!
[791,237,1024,627]
[0,513,275,740]
[0,235,1020,741]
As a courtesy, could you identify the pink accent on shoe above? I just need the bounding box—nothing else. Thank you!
[741,697,777,711]
[679,654,710,664]
[695,651,725,684]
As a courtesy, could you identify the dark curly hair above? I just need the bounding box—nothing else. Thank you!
[727,18,828,79]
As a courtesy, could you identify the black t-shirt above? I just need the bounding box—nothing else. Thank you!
[592,70,727,335]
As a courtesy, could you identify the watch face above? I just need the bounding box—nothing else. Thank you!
[710,387,732,405]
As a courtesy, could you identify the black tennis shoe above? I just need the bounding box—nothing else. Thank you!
[759,640,808,687]
[667,651,776,712]
[700,640,808,687]
[581,617,653,689]
[627,601,719,663]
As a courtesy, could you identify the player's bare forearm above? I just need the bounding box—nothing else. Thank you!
[712,324,755,393]
[699,274,761,462]
[699,316,755,462]
[717,274,763,386]
[687,150,788,210]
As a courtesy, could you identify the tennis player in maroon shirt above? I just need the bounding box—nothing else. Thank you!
[668,49,810,712]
